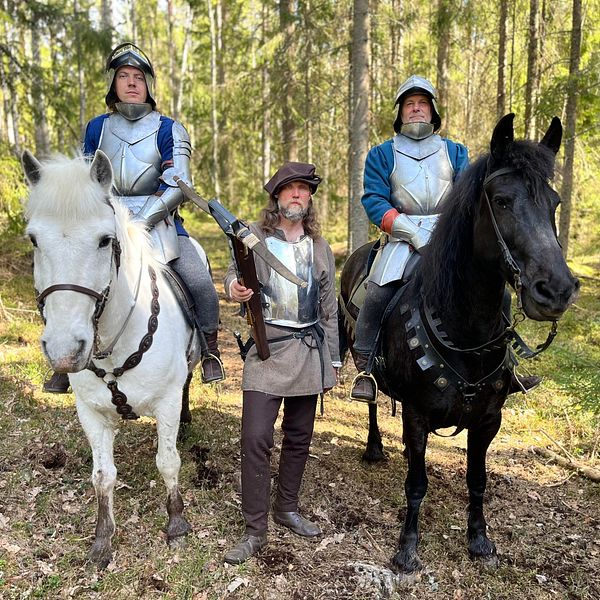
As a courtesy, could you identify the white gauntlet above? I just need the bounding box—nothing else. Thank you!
[390,213,439,250]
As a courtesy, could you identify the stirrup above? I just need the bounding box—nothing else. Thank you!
[200,353,225,384]
[350,371,378,404]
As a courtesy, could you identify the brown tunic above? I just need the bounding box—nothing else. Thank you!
[224,223,340,396]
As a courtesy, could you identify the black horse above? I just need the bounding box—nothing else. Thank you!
[339,114,579,572]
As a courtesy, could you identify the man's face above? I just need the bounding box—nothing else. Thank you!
[277,181,311,222]
[114,66,148,104]
[401,93,432,124]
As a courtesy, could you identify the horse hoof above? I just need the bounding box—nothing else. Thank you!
[87,544,112,570]
[167,517,192,544]
[476,553,500,570]
[391,549,422,574]
[362,445,387,463]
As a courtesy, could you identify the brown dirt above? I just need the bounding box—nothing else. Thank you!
[0,275,598,599]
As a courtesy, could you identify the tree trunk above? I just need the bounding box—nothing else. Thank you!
[30,8,50,156]
[176,5,192,118]
[279,0,297,161]
[207,0,220,195]
[524,0,540,138]
[167,0,178,119]
[101,0,112,45]
[558,0,582,257]
[348,0,370,253]
[496,0,508,119]
[261,3,271,184]
[435,0,451,134]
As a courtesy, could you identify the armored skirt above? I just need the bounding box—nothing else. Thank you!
[224,223,340,397]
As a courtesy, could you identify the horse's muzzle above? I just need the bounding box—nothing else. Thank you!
[523,274,580,321]
[42,338,90,373]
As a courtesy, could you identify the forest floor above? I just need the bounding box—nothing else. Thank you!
[1,226,599,599]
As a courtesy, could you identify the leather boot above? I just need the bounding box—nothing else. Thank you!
[43,372,70,394]
[350,352,377,403]
[201,330,225,383]
[509,373,542,394]
[223,533,267,564]
[273,511,321,537]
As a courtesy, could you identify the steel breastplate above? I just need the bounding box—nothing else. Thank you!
[99,112,162,198]
[389,134,454,214]
[262,235,319,328]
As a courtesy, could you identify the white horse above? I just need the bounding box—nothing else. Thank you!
[23,150,201,568]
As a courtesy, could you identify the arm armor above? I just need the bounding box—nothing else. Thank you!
[390,213,439,250]
[135,120,192,227]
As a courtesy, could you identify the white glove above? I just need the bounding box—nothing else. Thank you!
[390,213,439,250]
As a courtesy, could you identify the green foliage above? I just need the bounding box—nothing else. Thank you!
[0,147,27,234]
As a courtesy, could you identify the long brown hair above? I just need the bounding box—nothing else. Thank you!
[258,194,321,239]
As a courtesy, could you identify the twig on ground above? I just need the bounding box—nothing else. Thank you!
[537,429,576,462]
[544,471,576,487]
[361,524,384,556]
[531,446,600,482]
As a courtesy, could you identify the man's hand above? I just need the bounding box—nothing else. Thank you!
[229,280,254,303]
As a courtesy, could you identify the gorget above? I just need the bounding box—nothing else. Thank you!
[262,235,319,328]
[390,133,453,214]
[98,111,162,197]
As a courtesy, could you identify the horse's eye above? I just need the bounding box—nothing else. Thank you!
[29,235,38,248]
[99,236,112,248]
[494,195,511,209]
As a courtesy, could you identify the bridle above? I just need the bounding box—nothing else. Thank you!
[35,238,121,333]
[481,164,558,357]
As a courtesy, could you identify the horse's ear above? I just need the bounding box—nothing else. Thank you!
[490,113,515,161]
[540,117,562,155]
[22,150,42,186]
[90,150,113,191]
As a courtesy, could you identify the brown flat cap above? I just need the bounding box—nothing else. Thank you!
[264,161,322,196]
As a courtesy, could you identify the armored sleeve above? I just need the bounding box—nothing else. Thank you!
[135,119,192,226]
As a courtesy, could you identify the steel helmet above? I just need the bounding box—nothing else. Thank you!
[393,75,441,133]
[105,43,156,109]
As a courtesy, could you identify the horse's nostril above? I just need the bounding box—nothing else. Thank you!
[533,280,553,302]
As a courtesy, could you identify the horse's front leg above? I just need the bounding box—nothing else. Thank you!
[392,409,428,573]
[363,402,386,462]
[77,402,117,569]
[155,408,192,546]
[466,413,502,567]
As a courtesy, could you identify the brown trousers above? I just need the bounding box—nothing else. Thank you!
[241,391,318,536]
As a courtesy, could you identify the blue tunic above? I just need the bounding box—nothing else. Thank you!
[361,138,469,228]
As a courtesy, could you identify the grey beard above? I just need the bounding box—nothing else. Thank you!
[279,204,307,222]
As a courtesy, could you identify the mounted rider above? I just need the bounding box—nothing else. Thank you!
[350,75,470,402]
[43,42,224,393]
[350,75,540,403]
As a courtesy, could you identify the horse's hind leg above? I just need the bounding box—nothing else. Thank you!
[363,403,386,462]
[392,410,428,573]
[77,403,117,569]
[466,414,502,567]
[155,410,192,546]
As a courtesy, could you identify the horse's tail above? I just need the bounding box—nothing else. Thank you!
[338,297,349,362]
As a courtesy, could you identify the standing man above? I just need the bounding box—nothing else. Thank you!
[350,75,468,403]
[223,162,341,565]
[43,43,223,393]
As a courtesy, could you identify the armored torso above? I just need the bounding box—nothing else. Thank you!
[389,133,454,215]
[262,235,319,328]
[98,111,162,212]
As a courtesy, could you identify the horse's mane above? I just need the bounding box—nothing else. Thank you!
[417,140,557,311]
[26,154,154,265]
